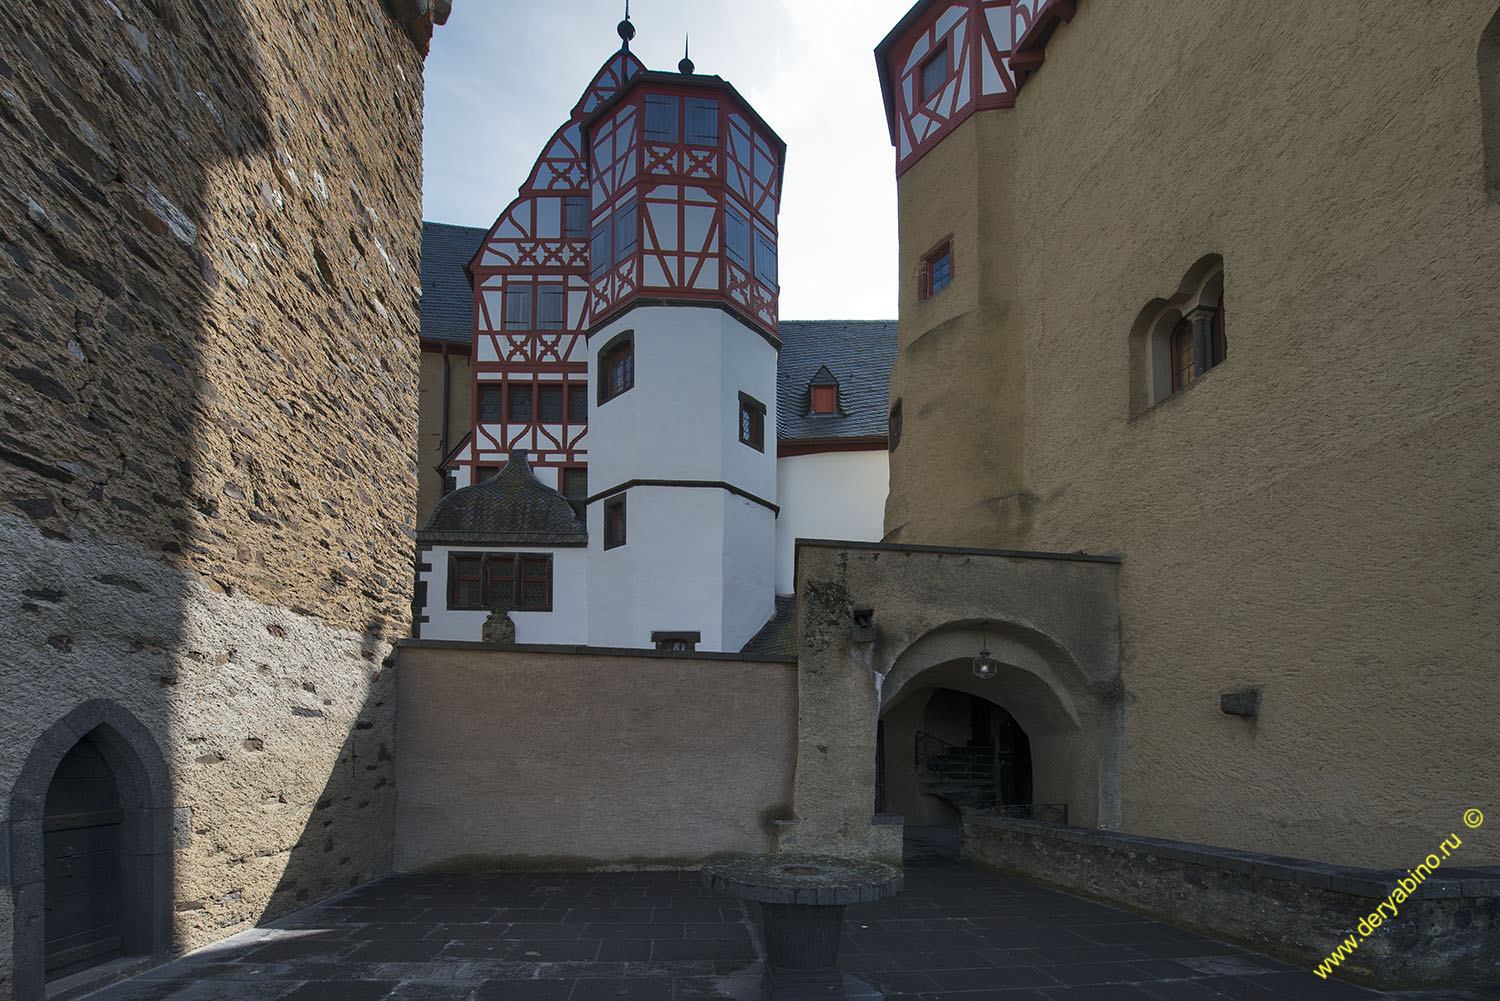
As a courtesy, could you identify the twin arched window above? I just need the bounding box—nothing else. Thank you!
[1130,256,1227,413]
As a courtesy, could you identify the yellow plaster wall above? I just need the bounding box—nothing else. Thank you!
[886,0,1500,867]
[415,346,472,526]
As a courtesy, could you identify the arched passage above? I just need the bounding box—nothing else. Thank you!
[880,685,1034,826]
[7,701,173,1000]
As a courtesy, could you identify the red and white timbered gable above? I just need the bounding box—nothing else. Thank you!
[878,0,1079,177]
[581,73,786,340]
[460,52,645,489]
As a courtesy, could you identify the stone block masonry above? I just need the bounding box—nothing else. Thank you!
[0,0,431,997]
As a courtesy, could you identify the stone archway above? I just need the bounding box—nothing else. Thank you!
[780,541,1121,861]
[7,701,173,1001]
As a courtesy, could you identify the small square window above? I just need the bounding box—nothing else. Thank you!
[539,385,564,422]
[738,393,766,452]
[567,382,589,423]
[474,464,500,484]
[918,240,953,300]
[508,385,533,423]
[478,385,504,422]
[441,471,458,496]
[561,466,588,521]
[920,44,950,104]
[810,385,836,414]
[603,494,627,550]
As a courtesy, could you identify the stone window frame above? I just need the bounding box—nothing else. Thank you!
[603,494,627,550]
[447,552,553,612]
[738,392,767,452]
[7,701,174,1000]
[598,330,635,406]
[1128,254,1227,415]
[917,237,953,300]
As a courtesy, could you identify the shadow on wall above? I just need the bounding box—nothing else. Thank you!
[1,1,418,997]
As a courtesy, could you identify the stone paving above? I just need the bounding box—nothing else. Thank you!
[81,831,1500,1001]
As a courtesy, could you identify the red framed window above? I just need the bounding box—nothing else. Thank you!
[539,385,564,422]
[920,43,950,104]
[567,382,589,423]
[508,384,533,422]
[810,385,836,414]
[478,384,503,422]
[473,464,500,484]
[604,494,627,550]
[447,553,553,612]
[918,240,953,300]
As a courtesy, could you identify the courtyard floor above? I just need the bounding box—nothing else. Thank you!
[81,830,1500,1001]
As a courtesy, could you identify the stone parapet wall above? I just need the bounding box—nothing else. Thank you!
[962,815,1500,989]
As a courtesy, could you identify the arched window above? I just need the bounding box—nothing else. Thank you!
[597,329,634,405]
[1130,255,1226,411]
[1483,8,1500,200]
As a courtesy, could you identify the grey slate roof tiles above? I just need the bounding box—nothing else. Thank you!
[418,451,586,546]
[776,320,898,442]
[420,221,487,346]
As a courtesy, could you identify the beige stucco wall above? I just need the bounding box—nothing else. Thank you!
[393,644,798,870]
[416,345,472,526]
[885,1,1500,868]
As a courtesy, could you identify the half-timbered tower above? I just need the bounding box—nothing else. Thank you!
[581,36,787,652]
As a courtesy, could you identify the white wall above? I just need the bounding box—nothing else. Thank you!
[418,544,587,644]
[774,449,889,594]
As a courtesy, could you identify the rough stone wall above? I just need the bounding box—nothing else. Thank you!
[0,0,426,991]
[885,0,1500,867]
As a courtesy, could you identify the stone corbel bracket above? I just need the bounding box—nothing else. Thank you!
[385,0,452,56]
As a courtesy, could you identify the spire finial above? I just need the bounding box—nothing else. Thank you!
[679,34,694,75]
[617,1,635,50]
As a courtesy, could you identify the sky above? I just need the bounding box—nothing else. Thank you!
[421,0,918,321]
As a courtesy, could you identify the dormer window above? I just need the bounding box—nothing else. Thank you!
[807,365,840,415]
[920,44,949,104]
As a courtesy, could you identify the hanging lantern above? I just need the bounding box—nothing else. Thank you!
[973,622,997,680]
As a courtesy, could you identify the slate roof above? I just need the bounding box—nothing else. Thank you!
[740,594,797,658]
[420,221,487,345]
[776,320,898,442]
[418,451,586,546]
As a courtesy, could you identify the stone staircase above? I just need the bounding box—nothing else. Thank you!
[915,737,1000,814]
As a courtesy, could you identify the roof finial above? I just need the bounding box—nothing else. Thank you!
[679,34,694,75]
[617,1,635,51]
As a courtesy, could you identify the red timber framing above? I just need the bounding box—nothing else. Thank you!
[456,51,646,487]
[579,71,787,341]
[875,0,1077,178]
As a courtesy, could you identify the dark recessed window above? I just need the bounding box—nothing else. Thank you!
[590,217,611,280]
[919,241,952,299]
[920,43,949,104]
[1171,318,1195,394]
[441,471,458,496]
[810,385,836,414]
[478,384,504,422]
[567,382,589,423]
[448,552,553,612]
[561,466,588,521]
[538,283,565,330]
[539,385,564,422]
[888,400,902,452]
[504,282,532,330]
[644,94,679,142]
[614,199,638,264]
[564,196,590,239]
[725,207,751,271]
[599,330,634,405]
[1170,303,1227,394]
[508,384,533,423]
[474,464,500,483]
[738,393,766,451]
[685,98,718,145]
[603,494,627,550]
[652,631,700,652]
